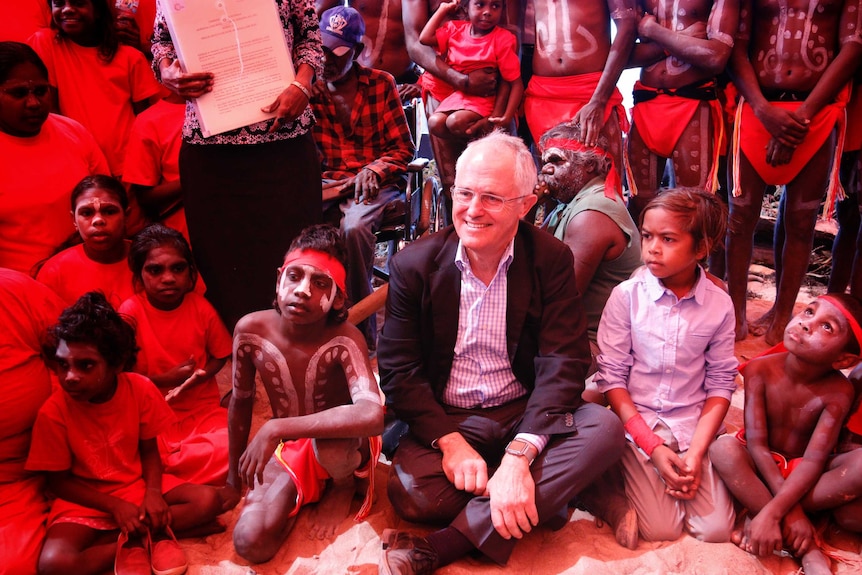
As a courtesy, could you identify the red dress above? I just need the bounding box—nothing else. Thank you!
[119,293,232,485]
[431,21,520,116]
[25,372,184,529]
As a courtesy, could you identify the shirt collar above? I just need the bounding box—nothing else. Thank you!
[644,264,707,303]
[454,238,515,278]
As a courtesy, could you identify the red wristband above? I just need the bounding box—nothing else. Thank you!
[624,414,665,456]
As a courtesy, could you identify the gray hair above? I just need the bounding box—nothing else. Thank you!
[456,130,537,196]
[538,122,611,176]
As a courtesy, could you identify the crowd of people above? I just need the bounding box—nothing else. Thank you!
[2,0,862,574]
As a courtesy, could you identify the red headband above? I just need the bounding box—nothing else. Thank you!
[819,295,862,351]
[281,249,346,294]
[738,295,862,372]
[541,137,623,201]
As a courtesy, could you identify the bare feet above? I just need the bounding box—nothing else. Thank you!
[800,548,832,575]
[748,307,775,337]
[307,476,355,540]
[763,322,786,346]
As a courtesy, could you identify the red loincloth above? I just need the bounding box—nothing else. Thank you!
[734,428,803,479]
[732,86,850,215]
[524,72,629,142]
[274,435,382,521]
[627,81,725,195]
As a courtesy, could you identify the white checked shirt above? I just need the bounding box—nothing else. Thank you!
[444,240,548,452]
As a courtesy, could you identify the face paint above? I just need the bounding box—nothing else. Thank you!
[277,263,338,318]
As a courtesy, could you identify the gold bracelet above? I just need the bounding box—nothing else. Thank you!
[290,80,310,100]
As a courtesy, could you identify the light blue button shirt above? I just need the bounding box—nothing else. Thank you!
[595,266,738,451]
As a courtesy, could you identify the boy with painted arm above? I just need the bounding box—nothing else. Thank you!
[710,293,862,575]
[220,224,383,563]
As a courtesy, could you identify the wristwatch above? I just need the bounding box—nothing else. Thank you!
[505,439,538,466]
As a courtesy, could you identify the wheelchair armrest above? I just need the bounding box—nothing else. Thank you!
[407,157,430,172]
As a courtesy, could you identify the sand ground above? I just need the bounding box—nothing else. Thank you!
[184,270,862,575]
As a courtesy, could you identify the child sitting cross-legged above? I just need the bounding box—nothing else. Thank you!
[710,293,862,575]
[220,224,383,564]
[26,291,222,575]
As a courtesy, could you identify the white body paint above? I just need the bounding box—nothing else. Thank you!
[536,0,599,59]
[234,333,379,418]
[657,0,693,74]
[761,1,828,83]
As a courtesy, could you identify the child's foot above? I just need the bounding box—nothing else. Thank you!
[115,532,150,575]
[150,528,188,575]
[800,548,832,575]
[307,476,355,540]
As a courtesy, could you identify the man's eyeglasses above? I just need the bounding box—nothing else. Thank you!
[451,187,531,212]
[1,85,51,100]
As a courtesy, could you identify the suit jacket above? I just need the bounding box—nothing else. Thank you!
[379,221,591,447]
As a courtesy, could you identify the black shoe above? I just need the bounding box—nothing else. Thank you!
[380,529,439,575]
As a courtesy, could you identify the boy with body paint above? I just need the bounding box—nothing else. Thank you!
[710,293,862,575]
[220,225,383,563]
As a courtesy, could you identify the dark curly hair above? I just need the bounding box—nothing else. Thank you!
[128,224,198,292]
[274,224,350,324]
[45,291,138,370]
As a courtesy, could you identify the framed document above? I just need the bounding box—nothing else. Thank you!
[160,0,295,136]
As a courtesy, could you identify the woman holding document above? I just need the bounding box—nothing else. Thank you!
[151,0,323,330]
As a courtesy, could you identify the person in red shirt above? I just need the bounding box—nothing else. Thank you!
[0,269,65,575]
[0,42,108,275]
[36,175,134,309]
[28,0,161,176]
[120,225,231,487]
[26,292,222,575]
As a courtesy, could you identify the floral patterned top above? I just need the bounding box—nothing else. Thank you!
[151,0,323,145]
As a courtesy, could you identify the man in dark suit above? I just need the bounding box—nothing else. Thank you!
[378,131,626,574]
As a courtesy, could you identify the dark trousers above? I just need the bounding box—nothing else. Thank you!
[387,401,624,564]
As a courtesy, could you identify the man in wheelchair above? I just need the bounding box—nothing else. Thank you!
[311,5,415,351]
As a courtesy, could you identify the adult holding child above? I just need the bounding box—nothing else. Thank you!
[378,131,625,574]
[403,0,511,196]
[0,41,108,275]
[151,0,324,330]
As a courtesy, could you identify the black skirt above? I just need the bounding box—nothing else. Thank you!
[179,132,322,330]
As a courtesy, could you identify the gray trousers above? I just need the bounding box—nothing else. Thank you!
[620,423,735,542]
[388,401,625,564]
